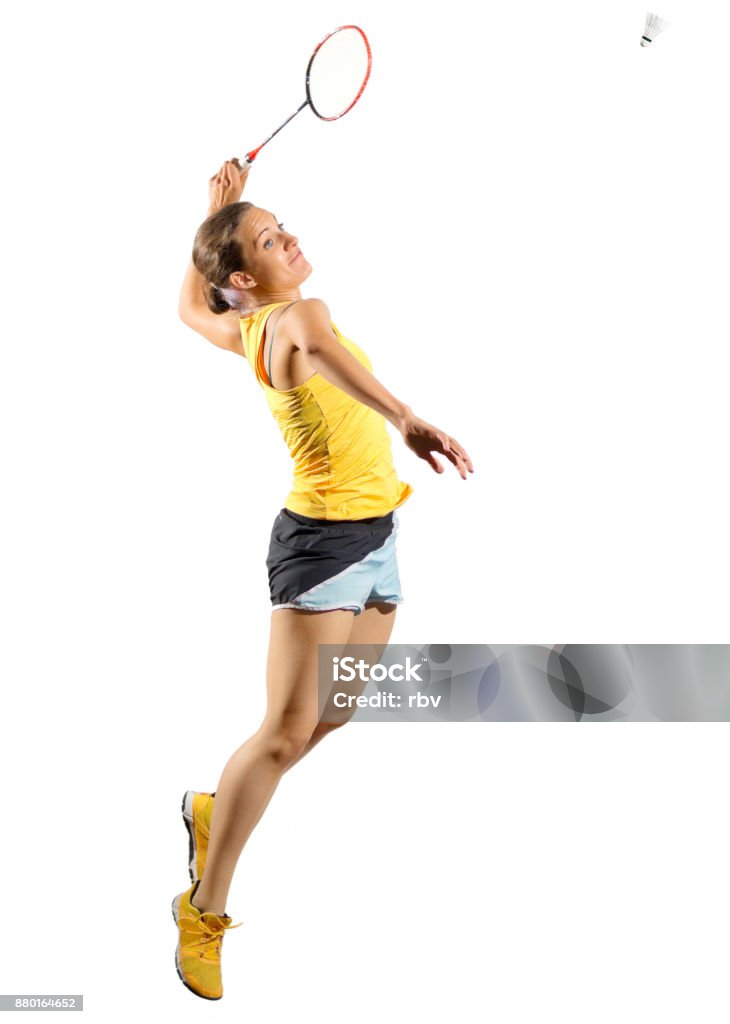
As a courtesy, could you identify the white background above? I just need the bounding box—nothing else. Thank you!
[1,0,728,1020]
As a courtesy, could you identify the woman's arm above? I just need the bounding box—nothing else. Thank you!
[178,262,243,355]
[286,299,474,479]
[178,160,248,356]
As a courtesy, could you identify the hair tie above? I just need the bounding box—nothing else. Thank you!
[211,282,245,309]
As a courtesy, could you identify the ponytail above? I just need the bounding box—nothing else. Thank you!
[193,202,253,316]
[204,281,246,314]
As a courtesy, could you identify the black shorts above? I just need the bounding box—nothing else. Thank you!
[266,507,403,616]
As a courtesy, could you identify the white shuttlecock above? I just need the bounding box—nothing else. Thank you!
[641,12,669,46]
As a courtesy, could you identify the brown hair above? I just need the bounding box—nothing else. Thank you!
[192,202,253,314]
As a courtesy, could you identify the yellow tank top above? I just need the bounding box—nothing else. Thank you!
[240,302,414,520]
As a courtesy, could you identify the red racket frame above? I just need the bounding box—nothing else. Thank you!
[305,24,372,121]
[244,25,372,165]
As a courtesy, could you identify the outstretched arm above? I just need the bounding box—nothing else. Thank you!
[178,160,248,355]
[286,299,474,480]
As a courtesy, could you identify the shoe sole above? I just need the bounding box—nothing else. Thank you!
[171,892,221,1001]
[181,791,199,884]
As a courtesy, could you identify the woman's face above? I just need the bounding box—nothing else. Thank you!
[235,206,312,293]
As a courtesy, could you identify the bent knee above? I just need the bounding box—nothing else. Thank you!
[316,717,351,733]
[258,723,315,767]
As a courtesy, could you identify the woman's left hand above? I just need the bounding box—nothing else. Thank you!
[207,158,249,213]
[399,413,474,479]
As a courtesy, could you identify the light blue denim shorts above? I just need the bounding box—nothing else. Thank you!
[267,508,404,616]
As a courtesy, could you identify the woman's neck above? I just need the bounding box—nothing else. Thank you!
[240,288,302,317]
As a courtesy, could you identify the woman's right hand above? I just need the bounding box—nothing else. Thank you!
[399,412,474,480]
[207,158,249,214]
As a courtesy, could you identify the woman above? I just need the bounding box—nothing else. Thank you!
[172,159,474,1000]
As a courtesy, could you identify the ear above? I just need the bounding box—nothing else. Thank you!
[229,269,257,290]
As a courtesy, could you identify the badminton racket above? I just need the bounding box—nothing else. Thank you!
[239,25,371,169]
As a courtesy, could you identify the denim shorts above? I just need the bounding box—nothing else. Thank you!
[266,507,404,616]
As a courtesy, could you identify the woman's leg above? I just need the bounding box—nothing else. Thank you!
[284,601,398,769]
[191,607,355,916]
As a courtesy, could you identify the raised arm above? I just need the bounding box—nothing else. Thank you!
[178,160,248,356]
[286,299,474,480]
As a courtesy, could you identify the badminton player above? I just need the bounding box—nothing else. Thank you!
[172,158,474,999]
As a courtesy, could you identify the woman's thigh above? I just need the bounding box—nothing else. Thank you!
[315,602,398,726]
[264,608,356,730]
[350,601,398,653]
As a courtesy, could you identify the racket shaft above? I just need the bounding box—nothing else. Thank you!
[245,101,309,162]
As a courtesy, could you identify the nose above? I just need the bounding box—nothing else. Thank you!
[284,230,298,248]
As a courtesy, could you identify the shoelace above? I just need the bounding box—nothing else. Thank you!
[178,913,243,961]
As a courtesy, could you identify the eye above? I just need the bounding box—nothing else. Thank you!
[263,223,285,251]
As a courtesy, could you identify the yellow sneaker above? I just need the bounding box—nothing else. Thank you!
[171,879,241,1000]
[181,791,215,882]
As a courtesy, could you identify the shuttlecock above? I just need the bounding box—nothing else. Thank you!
[640,12,669,46]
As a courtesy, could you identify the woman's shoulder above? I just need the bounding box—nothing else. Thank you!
[289,296,331,321]
[280,297,337,339]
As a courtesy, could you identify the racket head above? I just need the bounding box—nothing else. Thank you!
[305,25,372,121]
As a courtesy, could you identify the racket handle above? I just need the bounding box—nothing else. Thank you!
[237,154,256,171]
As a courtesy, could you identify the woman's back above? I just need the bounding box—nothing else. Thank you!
[241,302,413,520]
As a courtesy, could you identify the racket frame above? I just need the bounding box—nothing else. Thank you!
[243,24,372,166]
[305,24,372,121]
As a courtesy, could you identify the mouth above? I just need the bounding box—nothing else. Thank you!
[289,250,303,265]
